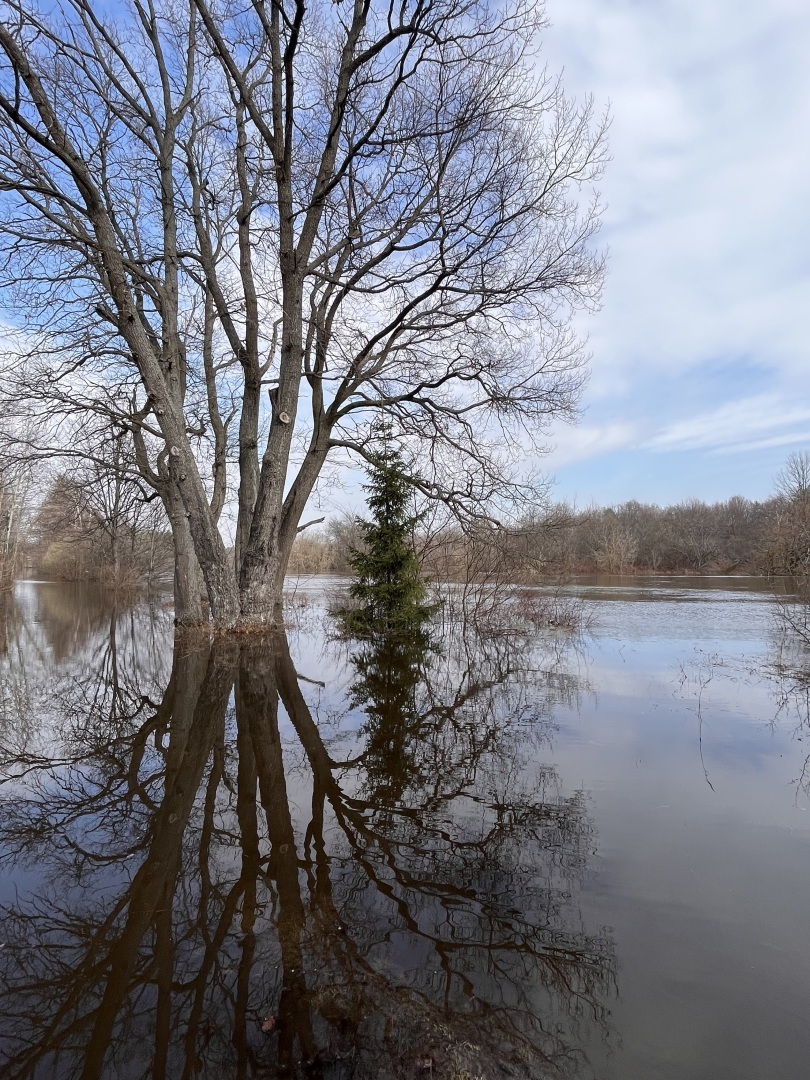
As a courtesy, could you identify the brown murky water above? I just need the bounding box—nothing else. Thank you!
[0,577,808,1079]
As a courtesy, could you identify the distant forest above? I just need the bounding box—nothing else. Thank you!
[295,489,810,581]
[2,452,809,589]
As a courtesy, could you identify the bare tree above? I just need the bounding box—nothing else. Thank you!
[32,458,173,588]
[0,457,30,589]
[776,451,810,504]
[0,0,606,628]
[592,510,638,574]
[769,451,810,576]
[769,452,810,653]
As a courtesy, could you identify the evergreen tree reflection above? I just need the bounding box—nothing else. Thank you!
[348,629,432,805]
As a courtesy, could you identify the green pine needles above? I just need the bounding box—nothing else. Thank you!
[338,433,433,635]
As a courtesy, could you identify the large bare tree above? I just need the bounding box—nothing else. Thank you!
[0,0,606,628]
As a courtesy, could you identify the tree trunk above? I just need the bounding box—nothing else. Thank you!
[236,297,304,626]
[163,454,239,628]
[237,440,329,628]
[165,484,204,627]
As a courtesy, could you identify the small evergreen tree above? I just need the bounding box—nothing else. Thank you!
[340,434,432,634]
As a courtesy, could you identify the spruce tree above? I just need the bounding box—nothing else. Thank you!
[341,434,431,634]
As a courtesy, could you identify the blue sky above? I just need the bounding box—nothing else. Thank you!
[536,0,810,507]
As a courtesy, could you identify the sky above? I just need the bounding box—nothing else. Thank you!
[3,0,808,520]
[535,0,810,508]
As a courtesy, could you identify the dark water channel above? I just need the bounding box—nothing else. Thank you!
[0,578,808,1079]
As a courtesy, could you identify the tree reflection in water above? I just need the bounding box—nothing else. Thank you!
[0,589,615,1079]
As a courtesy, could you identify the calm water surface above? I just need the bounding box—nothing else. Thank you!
[0,577,808,1079]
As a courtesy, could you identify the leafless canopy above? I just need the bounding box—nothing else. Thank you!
[0,0,607,626]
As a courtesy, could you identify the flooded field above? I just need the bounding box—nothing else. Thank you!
[0,577,808,1079]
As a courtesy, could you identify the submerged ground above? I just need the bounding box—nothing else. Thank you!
[0,577,808,1079]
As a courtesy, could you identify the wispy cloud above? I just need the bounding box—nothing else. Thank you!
[713,432,810,456]
[547,421,639,468]
[644,395,810,454]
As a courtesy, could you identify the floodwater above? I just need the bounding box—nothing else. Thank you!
[0,577,808,1079]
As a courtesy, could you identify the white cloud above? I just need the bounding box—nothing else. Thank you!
[713,432,810,456]
[539,0,810,499]
[547,420,639,467]
[644,394,810,453]
[545,0,810,378]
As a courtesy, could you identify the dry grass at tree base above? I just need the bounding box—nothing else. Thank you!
[510,589,593,631]
[295,978,551,1080]
[427,581,593,639]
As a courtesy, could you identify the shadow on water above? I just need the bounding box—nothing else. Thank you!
[0,586,615,1079]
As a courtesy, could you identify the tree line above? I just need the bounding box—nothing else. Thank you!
[3,450,809,591]
[287,451,810,581]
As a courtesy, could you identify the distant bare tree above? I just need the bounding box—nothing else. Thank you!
[33,463,173,588]
[666,500,719,572]
[769,452,810,576]
[593,510,638,574]
[0,0,606,627]
[775,451,810,504]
